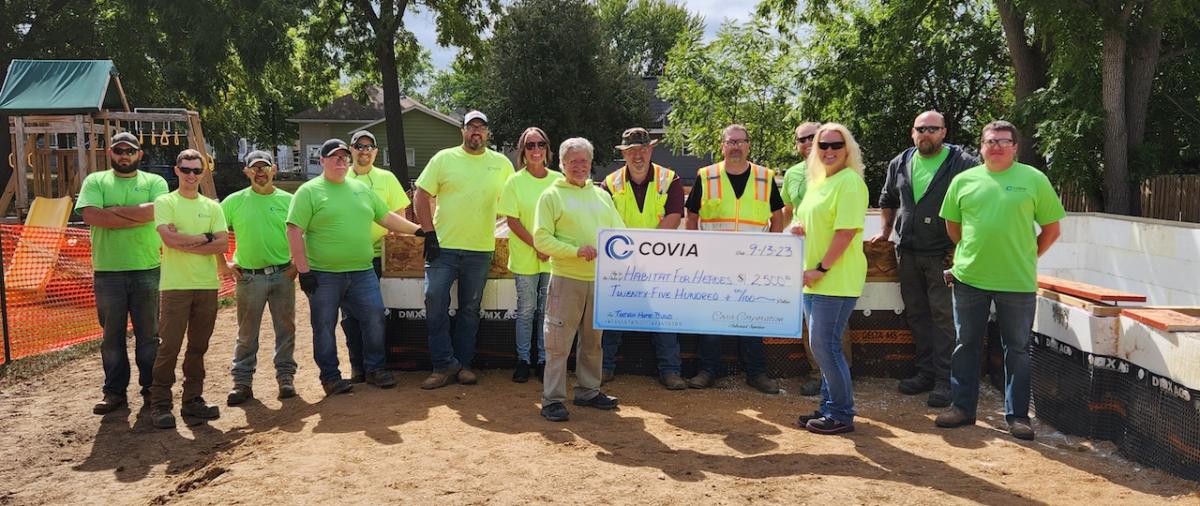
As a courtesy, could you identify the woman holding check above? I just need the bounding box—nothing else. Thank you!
[789,123,869,435]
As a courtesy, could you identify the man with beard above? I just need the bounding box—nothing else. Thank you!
[872,110,979,408]
[222,151,298,405]
[149,149,230,429]
[684,124,786,394]
[599,127,687,390]
[414,111,514,389]
[344,130,411,384]
[77,132,170,415]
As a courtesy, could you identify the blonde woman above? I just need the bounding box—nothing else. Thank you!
[790,123,869,435]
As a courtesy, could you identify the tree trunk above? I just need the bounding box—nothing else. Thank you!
[1100,26,1130,215]
[1124,16,1164,217]
[378,37,411,190]
[994,0,1048,167]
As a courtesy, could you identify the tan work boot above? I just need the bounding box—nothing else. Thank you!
[456,368,478,385]
[687,371,715,389]
[421,364,462,390]
[660,373,687,390]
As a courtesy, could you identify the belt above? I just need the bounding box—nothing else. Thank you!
[243,262,292,275]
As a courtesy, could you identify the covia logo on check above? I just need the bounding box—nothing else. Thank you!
[605,234,700,260]
[604,234,634,260]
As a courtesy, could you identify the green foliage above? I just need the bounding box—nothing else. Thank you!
[426,58,489,114]
[658,19,799,170]
[596,0,705,76]
[478,0,649,166]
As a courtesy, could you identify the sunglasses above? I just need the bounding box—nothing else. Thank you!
[112,147,139,155]
[818,142,846,150]
[795,134,815,143]
[524,141,548,150]
[914,126,943,134]
[248,164,272,172]
[178,167,204,175]
[352,143,376,151]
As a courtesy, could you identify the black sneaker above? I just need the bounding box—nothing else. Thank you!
[927,382,951,408]
[796,410,824,426]
[181,397,220,420]
[898,374,935,395]
[93,393,127,415]
[540,402,570,422]
[350,369,367,384]
[512,361,532,383]
[805,416,854,435]
[573,392,619,410]
[277,377,297,399]
[366,370,397,389]
[151,406,176,429]
[227,384,253,406]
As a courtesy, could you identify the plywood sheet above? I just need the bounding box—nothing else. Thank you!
[1121,308,1200,332]
[1037,275,1147,303]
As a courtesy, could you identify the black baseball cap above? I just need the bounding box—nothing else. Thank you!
[320,138,351,157]
[111,132,140,150]
[246,150,274,167]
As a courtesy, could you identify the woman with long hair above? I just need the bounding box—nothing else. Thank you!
[790,122,869,435]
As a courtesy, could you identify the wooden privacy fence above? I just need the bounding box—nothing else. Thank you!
[1059,175,1200,223]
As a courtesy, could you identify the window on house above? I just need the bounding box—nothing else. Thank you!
[407,148,416,168]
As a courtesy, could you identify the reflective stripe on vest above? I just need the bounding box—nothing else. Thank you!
[606,164,676,229]
[696,162,774,232]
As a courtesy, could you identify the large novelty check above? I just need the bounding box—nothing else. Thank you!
[593,228,804,338]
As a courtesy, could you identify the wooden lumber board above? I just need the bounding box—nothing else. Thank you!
[1121,308,1200,332]
[383,235,511,279]
[1037,275,1147,303]
[1139,307,1200,317]
[1037,288,1124,317]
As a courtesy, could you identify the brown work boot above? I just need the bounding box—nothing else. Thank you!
[1008,419,1036,440]
[93,393,127,415]
[277,377,297,399]
[457,368,478,385]
[935,406,976,428]
[687,371,714,389]
[421,364,462,390]
[747,374,780,394]
[660,373,687,391]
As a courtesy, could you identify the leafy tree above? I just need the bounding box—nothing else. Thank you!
[658,19,801,170]
[479,0,649,167]
[425,57,488,114]
[304,0,499,188]
[596,0,704,76]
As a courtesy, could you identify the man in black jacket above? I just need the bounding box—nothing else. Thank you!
[872,110,979,407]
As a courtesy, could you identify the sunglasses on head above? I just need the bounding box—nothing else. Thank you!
[914,126,943,134]
[795,134,815,143]
[524,141,548,150]
[818,141,846,150]
[178,166,204,175]
[352,143,376,151]
[112,147,139,155]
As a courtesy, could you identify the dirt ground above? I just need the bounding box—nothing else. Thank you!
[1,286,1197,505]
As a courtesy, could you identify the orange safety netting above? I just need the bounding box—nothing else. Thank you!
[0,225,236,363]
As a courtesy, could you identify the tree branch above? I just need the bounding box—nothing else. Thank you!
[355,0,383,32]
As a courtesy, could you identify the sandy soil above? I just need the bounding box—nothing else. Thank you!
[1,286,1197,505]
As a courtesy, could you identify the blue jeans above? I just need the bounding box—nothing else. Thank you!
[696,335,767,378]
[341,257,383,375]
[514,272,550,364]
[231,270,298,385]
[804,293,858,425]
[950,281,1035,422]
[424,249,493,371]
[305,269,386,383]
[602,330,682,376]
[94,268,160,396]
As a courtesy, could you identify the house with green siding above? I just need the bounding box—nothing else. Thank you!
[287,86,462,181]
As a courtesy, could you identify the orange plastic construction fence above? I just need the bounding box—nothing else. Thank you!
[0,225,237,364]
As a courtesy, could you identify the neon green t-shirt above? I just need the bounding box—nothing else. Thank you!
[498,169,563,275]
[415,147,514,252]
[782,161,807,212]
[221,187,292,269]
[74,170,169,272]
[911,146,949,201]
[533,179,625,282]
[796,168,869,297]
[287,176,388,273]
[154,191,227,290]
[940,162,1066,292]
[348,166,411,257]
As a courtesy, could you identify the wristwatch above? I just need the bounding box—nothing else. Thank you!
[816,262,829,273]
[204,232,215,244]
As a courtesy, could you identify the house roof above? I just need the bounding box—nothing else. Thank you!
[287,85,460,128]
[644,77,671,127]
[0,60,127,114]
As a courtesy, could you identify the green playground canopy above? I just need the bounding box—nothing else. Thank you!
[0,59,126,115]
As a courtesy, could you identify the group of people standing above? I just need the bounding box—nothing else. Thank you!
[82,107,1063,441]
